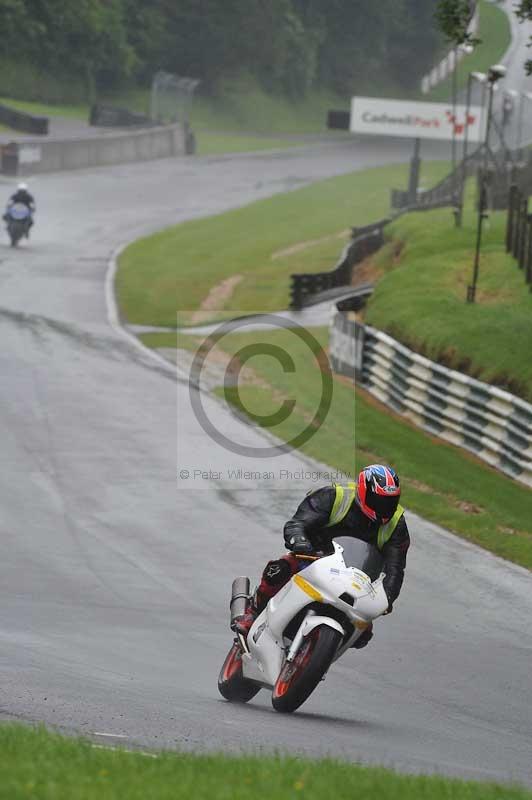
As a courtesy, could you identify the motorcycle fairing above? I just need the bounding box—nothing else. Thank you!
[241,542,388,687]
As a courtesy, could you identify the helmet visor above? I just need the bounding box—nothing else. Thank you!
[366,492,399,522]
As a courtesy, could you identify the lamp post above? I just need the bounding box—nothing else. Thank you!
[459,70,487,226]
[516,91,532,160]
[451,47,458,197]
[502,88,518,166]
[452,43,474,227]
[467,64,506,304]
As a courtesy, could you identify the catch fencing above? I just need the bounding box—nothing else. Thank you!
[506,185,532,287]
[329,314,532,488]
[150,72,200,124]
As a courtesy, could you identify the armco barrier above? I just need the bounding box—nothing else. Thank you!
[0,102,48,135]
[289,219,389,309]
[6,123,186,175]
[89,104,155,128]
[329,313,532,488]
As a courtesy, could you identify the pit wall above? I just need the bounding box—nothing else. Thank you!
[2,123,186,175]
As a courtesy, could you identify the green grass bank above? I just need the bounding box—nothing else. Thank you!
[365,203,532,402]
[2,723,531,800]
[117,161,450,327]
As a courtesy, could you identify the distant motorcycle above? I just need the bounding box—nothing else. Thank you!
[218,537,389,713]
[4,203,32,247]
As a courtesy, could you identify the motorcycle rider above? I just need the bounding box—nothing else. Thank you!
[3,183,36,237]
[233,464,410,649]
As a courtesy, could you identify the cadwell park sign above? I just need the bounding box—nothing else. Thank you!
[350,97,484,143]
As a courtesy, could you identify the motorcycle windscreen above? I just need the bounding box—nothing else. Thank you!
[333,537,383,581]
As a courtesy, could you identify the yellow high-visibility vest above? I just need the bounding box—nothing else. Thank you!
[326,482,403,550]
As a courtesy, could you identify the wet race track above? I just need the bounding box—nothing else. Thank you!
[0,136,531,786]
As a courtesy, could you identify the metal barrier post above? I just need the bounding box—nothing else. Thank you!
[519,200,529,269]
[525,215,532,285]
[506,184,518,252]
[289,276,303,310]
[516,196,529,263]
[512,192,523,259]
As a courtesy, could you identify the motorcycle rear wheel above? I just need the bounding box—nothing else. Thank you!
[218,641,261,703]
[272,625,342,713]
[8,224,22,247]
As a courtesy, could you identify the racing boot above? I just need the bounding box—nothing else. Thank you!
[351,623,373,649]
[231,589,267,638]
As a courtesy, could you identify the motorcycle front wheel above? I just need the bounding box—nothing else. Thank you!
[272,625,342,713]
[218,641,261,703]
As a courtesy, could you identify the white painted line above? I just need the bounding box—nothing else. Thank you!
[91,743,158,758]
[92,731,128,738]
[105,242,182,378]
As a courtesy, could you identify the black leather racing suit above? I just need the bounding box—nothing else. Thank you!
[284,486,410,606]
[9,189,35,211]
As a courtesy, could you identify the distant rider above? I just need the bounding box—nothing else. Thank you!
[3,182,36,236]
[233,464,410,650]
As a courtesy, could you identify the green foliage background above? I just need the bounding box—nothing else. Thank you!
[0,0,444,103]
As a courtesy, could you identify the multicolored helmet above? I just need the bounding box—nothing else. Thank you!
[356,464,401,523]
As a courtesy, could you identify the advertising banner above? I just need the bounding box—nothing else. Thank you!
[350,96,484,142]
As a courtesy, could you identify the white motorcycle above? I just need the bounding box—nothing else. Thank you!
[218,537,389,713]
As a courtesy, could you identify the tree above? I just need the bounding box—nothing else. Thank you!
[435,0,478,46]
[515,1,532,74]
[1,1,450,103]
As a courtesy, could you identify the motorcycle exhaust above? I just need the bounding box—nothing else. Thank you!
[230,577,250,626]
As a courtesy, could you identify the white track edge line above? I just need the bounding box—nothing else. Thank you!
[105,242,186,379]
[91,743,158,758]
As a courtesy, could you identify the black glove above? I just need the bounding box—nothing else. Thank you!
[284,532,313,554]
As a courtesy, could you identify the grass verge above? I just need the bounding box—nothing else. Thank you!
[195,131,305,155]
[114,81,352,135]
[117,160,450,327]
[425,0,511,102]
[2,723,531,800]
[0,96,88,120]
[364,200,532,401]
